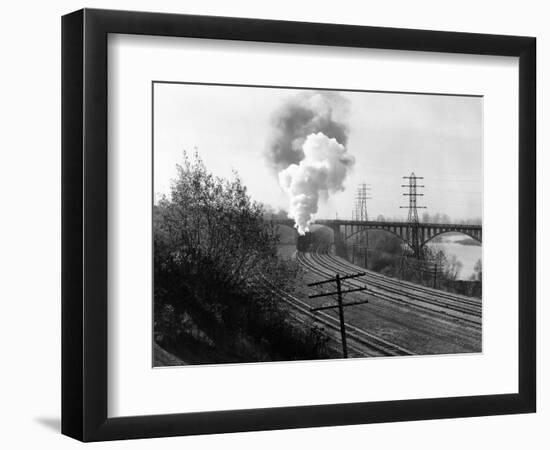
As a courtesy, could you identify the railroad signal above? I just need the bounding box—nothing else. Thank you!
[307,272,368,358]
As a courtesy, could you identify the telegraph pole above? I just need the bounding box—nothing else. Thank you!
[365,232,369,269]
[404,258,442,288]
[307,272,368,358]
[400,173,426,259]
[335,275,346,355]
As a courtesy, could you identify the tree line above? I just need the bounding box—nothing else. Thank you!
[373,212,482,225]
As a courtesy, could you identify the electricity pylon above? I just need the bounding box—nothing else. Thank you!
[400,172,426,259]
[351,183,371,267]
[353,183,371,222]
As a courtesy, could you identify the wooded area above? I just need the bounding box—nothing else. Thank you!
[153,152,333,365]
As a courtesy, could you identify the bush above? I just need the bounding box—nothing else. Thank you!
[154,152,330,363]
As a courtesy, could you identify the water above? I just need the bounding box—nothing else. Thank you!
[426,234,481,280]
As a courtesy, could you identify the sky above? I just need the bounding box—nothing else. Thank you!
[153,82,482,222]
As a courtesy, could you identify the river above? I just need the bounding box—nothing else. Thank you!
[426,234,481,280]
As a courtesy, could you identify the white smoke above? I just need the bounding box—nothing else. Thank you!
[278,132,355,235]
[265,91,350,173]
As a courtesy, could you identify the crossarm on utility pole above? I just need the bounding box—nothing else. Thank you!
[306,272,369,359]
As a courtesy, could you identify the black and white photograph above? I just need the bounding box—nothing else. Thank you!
[153,82,483,366]
[0,0,543,446]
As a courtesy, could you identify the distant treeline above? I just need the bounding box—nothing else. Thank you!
[153,152,332,365]
[373,212,482,225]
[453,238,482,246]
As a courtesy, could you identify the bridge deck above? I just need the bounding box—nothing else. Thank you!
[272,218,481,231]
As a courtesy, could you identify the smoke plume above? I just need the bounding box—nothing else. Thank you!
[265,91,350,173]
[267,91,355,234]
[278,133,355,235]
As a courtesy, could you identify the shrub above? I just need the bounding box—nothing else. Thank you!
[154,152,330,363]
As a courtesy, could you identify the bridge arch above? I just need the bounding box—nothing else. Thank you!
[344,226,415,253]
[421,230,482,247]
[345,226,406,244]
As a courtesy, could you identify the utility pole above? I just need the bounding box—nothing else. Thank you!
[365,231,369,269]
[334,275,346,356]
[400,173,426,259]
[405,258,442,288]
[308,272,368,358]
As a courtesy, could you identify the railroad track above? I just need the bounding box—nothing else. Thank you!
[255,274,415,358]
[315,252,482,313]
[296,250,481,329]
[316,247,481,308]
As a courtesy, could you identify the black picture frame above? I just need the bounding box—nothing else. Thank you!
[62,8,536,442]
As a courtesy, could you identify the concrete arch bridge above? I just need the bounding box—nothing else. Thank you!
[272,219,482,258]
